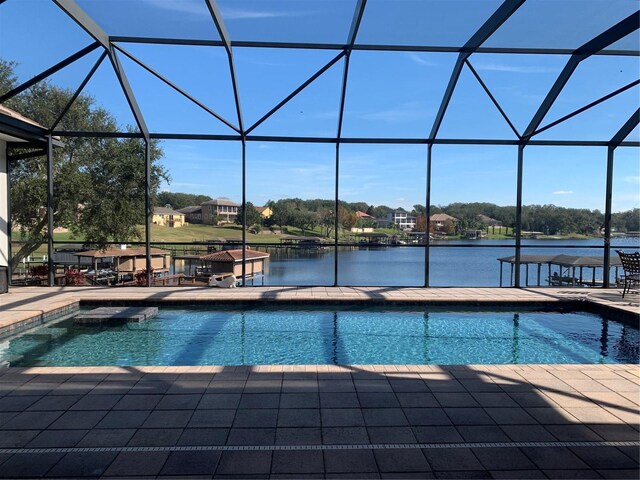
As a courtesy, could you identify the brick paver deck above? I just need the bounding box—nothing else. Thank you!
[0,287,637,478]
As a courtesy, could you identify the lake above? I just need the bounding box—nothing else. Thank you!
[259,238,640,287]
[172,238,639,287]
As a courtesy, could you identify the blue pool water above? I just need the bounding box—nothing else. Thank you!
[1,306,637,366]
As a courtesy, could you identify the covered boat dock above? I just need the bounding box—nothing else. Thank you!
[498,254,624,287]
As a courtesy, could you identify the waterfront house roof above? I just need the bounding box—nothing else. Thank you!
[200,249,270,263]
[177,206,202,214]
[75,247,170,258]
[356,211,374,219]
[497,254,622,267]
[153,206,183,216]
[202,197,240,207]
[430,213,458,222]
[478,214,502,225]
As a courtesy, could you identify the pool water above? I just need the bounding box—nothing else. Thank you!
[1,306,637,366]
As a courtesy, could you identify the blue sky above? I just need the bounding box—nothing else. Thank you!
[0,0,638,212]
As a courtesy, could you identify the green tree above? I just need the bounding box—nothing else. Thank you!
[156,192,212,210]
[2,59,168,273]
[235,202,263,227]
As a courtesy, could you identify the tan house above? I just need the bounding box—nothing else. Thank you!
[152,206,186,228]
[202,197,240,224]
[430,213,458,233]
[255,206,273,219]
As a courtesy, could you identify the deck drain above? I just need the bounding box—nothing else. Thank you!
[1,440,637,455]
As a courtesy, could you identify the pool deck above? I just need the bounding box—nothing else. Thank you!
[0,286,638,479]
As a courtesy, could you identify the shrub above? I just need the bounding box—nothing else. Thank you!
[135,268,153,286]
[65,268,85,285]
[29,264,49,277]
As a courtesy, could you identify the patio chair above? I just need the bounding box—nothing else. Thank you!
[615,250,640,298]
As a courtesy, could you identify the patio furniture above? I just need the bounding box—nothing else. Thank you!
[616,250,640,298]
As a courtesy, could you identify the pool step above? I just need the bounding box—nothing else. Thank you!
[74,307,158,325]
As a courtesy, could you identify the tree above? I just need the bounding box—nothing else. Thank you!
[155,192,212,210]
[338,206,357,231]
[316,207,334,237]
[2,59,168,273]
[235,202,263,227]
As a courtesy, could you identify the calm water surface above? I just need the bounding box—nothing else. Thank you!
[2,306,638,366]
[259,238,640,286]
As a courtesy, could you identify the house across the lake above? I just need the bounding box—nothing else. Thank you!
[202,197,240,224]
[178,205,202,224]
[255,205,273,219]
[152,206,186,228]
[430,213,458,233]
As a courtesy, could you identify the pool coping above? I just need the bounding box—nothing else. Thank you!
[1,285,638,342]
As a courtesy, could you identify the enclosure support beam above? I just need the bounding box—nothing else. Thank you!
[0,43,100,104]
[610,108,639,149]
[47,135,54,287]
[333,0,368,287]
[52,0,110,47]
[3,143,11,286]
[514,145,524,288]
[603,147,614,288]
[108,35,640,57]
[51,51,108,132]
[603,108,640,288]
[114,45,239,133]
[429,0,525,140]
[533,80,640,137]
[205,0,244,134]
[144,140,152,287]
[241,138,247,287]
[424,144,433,287]
[109,46,149,140]
[523,11,640,141]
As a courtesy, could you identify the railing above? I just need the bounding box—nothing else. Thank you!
[8,238,639,288]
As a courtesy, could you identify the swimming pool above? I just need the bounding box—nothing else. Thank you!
[1,305,637,366]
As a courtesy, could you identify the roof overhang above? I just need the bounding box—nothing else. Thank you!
[0,105,63,147]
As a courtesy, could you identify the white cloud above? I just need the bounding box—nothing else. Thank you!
[140,0,206,16]
[407,53,437,67]
[220,6,307,20]
[474,63,557,74]
[140,0,306,21]
[553,190,574,195]
[622,175,640,184]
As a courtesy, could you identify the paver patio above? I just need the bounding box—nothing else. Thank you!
[0,286,637,478]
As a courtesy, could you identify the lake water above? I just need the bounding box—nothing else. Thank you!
[173,238,639,287]
[259,238,640,287]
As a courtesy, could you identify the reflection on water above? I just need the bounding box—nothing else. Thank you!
[3,306,638,366]
[171,238,640,287]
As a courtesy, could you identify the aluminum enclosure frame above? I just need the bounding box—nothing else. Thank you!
[1,0,639,288]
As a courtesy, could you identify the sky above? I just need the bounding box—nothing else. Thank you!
[0,0,638,212]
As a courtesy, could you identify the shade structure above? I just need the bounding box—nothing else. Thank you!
[0,1,638,289]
